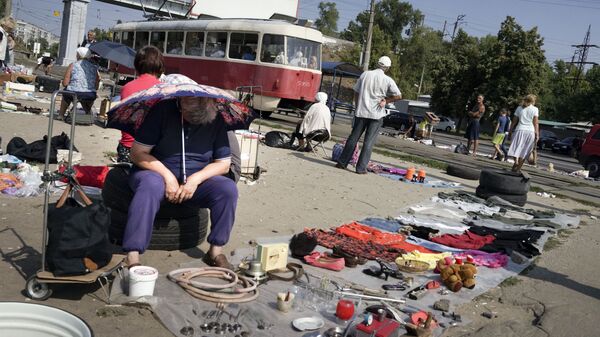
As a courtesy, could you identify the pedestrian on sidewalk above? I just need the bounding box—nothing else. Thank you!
[508,94,539,172]
[464,94,485,157]
[490,108,510,161]
[335,56,402,174]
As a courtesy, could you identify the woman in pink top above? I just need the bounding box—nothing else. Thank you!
[117,46,164,162]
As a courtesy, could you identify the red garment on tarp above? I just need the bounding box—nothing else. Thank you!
[336,222,433,253]
[59,165,109,188]
[431,231,495,250]
[305,228,405,262]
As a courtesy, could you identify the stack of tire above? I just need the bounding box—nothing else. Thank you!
[101,167,209,251]
[476,168,530,206]
[446,164,481,181]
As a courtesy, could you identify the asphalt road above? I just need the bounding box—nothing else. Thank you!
[423,130,583,173]
[266,111,598,204]
[277,111,583,173]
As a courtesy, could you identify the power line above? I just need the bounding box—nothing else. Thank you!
[568,25,598,91]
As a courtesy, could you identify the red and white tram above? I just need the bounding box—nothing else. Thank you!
[112,19,323,116]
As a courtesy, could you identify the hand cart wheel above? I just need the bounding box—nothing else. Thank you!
[26,275,53,301]
[253,166,262,180]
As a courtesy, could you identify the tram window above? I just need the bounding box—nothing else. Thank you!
[206,32,227,58]
[134,31,149,50]
[150,31,166,52]
[166,32,184,55]
[287,36,321,70]
[122,31,134,48]
[185,32,205,56]
[229,33,258,60]
[112,31,120,43]
[261,34,284,64]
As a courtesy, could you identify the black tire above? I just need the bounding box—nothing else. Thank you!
[102,167,200,218]
[476,186,527,206]
[445,126,451,132]
[108,208,209,251]
[446,164,481,180]
[479,168,530,195]
[587,159,600,178]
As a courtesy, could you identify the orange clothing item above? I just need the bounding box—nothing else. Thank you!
[335,222,433,253]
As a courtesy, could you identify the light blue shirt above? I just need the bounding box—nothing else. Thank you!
[66,60,98,93]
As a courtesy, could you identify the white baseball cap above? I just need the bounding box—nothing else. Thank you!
[378,56,392,67]
[76,47,91,59]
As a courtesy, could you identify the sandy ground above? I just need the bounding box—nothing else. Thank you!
[0,110,599,337]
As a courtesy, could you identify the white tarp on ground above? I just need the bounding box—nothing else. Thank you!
[109,195,580,337]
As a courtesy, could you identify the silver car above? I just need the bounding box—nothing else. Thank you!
[434,116,456,132]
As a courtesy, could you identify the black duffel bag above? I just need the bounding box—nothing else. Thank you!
[46,183,112,276]
[264,131,291,148]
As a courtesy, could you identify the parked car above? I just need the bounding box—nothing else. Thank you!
[579,124,600,178]
[382,111,424,130]
[537,130,559,150]
[433,116,456,132]
[551,137,578,155]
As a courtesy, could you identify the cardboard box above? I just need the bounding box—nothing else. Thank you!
[235,132,260,175]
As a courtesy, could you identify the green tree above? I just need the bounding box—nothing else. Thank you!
[538,60,575,122]
[340,0,422,50]
[429,30,484,129]
[315,2,339,36]
[48,42,59,57]
[575,66,600,124]
[481,16,546,116]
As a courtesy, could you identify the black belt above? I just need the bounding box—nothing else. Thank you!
[266,263,305,282]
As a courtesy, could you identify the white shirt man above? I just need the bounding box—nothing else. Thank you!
[335,56,402,174]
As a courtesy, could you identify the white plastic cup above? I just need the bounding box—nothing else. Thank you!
[128,266,159,297]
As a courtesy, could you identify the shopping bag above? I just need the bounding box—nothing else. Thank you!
[46,183,112,276]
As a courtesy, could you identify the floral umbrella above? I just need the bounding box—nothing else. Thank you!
[107,74,256,135]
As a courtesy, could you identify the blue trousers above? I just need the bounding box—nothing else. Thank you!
[122,170,238,253]
[337,117,383,173]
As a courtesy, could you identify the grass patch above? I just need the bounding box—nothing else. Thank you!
[558,228,573,238]
[544,237,562,251]
[103,151,117,159]
[529,186,545,193]
[499,276,522,287]
[372,148,448,170]
[553,193,600,208]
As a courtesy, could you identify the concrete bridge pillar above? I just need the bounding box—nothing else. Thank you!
[58,0,90,66]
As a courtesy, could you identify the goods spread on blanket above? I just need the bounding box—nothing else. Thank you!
[303,192,578,269]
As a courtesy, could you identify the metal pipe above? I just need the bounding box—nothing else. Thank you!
[67,93,78,170]
[334,290,406,304]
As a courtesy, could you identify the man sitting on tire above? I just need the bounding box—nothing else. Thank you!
[123,96,238,270]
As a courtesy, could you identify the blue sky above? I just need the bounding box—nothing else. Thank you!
[18,0,600,63]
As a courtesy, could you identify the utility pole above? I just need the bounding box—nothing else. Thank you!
[569,25,598,91]
[451,14,465,41]
[442,20,447,38]
[362,0,376,71]
[4,0,12,18]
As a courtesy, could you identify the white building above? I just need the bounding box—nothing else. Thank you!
[14,20,60,46]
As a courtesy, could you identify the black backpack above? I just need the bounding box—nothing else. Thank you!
[46,186,112,276]
[264,131,291,148]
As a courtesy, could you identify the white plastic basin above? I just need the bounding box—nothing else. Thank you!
[0,302,92,337]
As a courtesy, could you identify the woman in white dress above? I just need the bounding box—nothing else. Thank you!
[507,94,539,172]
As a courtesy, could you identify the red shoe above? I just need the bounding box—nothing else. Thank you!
[303,252,345,271]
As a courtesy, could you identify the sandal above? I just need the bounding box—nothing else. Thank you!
[331,246,367,268]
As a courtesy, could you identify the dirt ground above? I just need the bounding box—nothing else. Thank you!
[0,110,599,337]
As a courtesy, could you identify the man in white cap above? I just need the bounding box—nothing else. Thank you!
[335,56,402,174]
